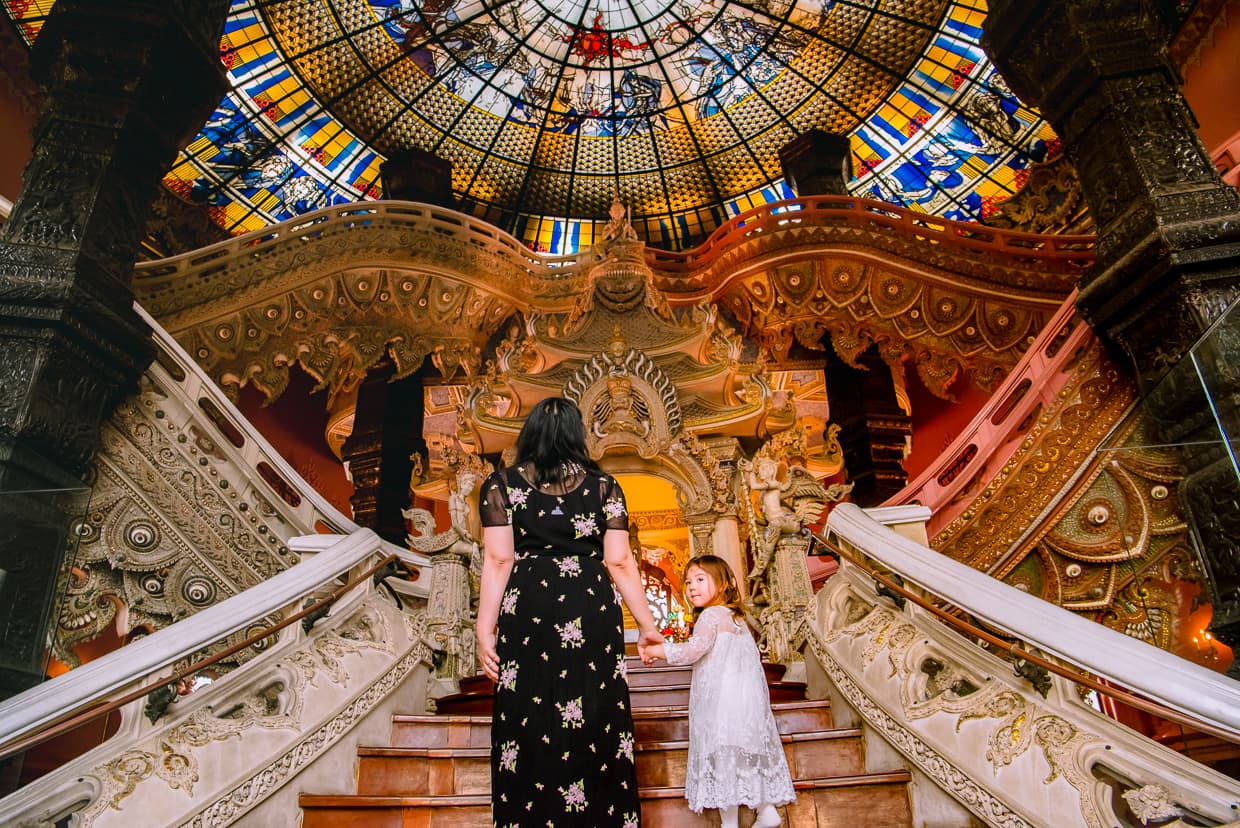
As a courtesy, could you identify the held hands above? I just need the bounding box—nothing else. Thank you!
[636,626,665,666]
[476,624,499,681]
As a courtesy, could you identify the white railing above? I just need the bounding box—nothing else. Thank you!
[810,503,1240,827]
[827,503,1240,735]
[0,529,396,750]
[137,302,356,536]
[0,529,435,828]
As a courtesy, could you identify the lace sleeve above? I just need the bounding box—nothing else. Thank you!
[662,606,728,666]
[600,474,629,531]
[478,471,511,527]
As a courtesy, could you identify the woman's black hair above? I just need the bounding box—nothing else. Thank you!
[515,397,602,487]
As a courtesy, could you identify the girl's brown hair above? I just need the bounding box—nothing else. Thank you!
[683,554,745,621]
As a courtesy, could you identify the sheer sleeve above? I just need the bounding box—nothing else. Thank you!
[478,471,512,527]
[662,606,729,666]
[600,474,629,531]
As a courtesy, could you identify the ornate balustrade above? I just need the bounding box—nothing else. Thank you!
[887,292,1096,535]
[0,530,436,828]
[132,196,1094,317]
[796,503,1240,828]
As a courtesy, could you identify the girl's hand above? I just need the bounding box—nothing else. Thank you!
[637,626,664,665]
[476,625,499,681]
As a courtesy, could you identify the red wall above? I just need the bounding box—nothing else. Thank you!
[0,61,35,203]
[904,373,993,483]
[235,367,355,519]
[1182,9,1240,152]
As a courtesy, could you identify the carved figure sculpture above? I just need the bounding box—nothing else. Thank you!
[404,465,488,680]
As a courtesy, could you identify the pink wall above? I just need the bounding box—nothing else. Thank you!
[235,369,355,519]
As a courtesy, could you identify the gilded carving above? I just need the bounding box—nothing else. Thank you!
[818,587,1108,828]
[53,378,300,668]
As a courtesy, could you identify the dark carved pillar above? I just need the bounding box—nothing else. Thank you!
[0,0,228,697]
[341,361,428,545]
[983,1,1240,388]
[824,344,913,506]
[778,131,853,197]
[984,1,1240,668]
[379,148,455,206]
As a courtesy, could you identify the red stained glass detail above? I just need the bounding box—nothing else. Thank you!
[164,177,193,198]
[9,0,31,16]
[858,158,880,174]
[251,93,281,120]
[527,240,546,252]
[980,194,1006,218]
[950,60,976,90]
[357,180,379,199]
[1013,168,1030,190]
[563,12,652,65]
[220,41,238,70]
[1044,138,1063,159]
[905,113,930,138]
[302,143,328,163]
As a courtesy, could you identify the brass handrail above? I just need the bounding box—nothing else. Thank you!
[0,552,402,763]
[807,529,1240,746]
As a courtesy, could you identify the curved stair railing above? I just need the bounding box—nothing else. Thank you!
[803,503,1240,828]
[0,529,436,828]
[887,292,1096,536]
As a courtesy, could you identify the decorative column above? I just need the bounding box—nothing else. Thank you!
[984,0,1240,671]
[983,1,1240,388]
[778,130,853,197]
[379,148,455,207]
[0,0,228,697]
[823,344,913,506]
[341,361,428,545]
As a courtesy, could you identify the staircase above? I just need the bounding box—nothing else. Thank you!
[300,658,914,826]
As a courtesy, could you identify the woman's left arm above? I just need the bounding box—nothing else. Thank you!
[476,524,515,681]
[603,528,662,650]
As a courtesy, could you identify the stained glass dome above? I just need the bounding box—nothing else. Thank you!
[4,0,1061,251]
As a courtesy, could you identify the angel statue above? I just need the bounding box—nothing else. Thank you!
[403,464,488,680]
[743,456,851,600]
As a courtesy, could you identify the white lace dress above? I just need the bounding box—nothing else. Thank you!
[662,605,796,812]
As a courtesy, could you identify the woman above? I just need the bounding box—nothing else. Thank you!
[476,397,663,826]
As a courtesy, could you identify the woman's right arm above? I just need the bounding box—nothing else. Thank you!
[603,528,662,652]
[475,524,515,681]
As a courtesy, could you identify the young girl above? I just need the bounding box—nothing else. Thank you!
[640,555,795,828]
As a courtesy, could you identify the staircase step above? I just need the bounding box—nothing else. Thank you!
[635,728,865,788]
[301,771,913,828]
[390,714,492,749]
[788,772,914,827]
[300,794,491,828]
[632,700,833,742]
[356,747,490,796]
[436,663,797,714]
[356,727,866,796]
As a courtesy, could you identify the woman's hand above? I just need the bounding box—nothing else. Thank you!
[476,624,500,681]
[637,625,664,666]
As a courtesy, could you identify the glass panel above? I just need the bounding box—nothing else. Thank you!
[0,485,92,687]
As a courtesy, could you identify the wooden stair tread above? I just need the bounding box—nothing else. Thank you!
[798,771,912,788]
[300,793,491,807]
[358,746,491,758]
[636,728,861,751]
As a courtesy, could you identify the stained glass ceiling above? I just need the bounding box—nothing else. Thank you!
[5,0,1062,252]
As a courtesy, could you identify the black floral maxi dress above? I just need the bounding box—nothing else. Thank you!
[479,464,641,828]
